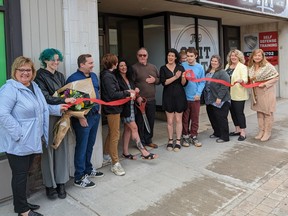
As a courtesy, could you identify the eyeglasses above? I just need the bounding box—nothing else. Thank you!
[16,68,32,73]
[138,54,147,57]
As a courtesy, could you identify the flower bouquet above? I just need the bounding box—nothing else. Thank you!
[52,78,97,149]
[60,88,95,111]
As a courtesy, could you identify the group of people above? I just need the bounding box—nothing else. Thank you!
[0,47,161,216]
[204,48,278,144]
[0,46,278,216]
[159,47,278,149]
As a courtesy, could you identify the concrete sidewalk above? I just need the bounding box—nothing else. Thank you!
[1,99,288,216]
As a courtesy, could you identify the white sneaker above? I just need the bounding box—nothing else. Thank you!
[192,136,202,147]
[182,135,190,147]
[111,162,125,176]
[103,154,112,165]
[74,174,96,189]
[89,168,104,178]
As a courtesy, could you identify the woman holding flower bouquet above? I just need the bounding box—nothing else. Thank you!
[115,59,158,160]
[35,48,75,200]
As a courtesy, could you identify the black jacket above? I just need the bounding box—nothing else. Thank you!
[100,69,130,115]
[34,68,66,105]
[115,73,137,118]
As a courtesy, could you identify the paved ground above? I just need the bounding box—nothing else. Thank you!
[1,99,288,216]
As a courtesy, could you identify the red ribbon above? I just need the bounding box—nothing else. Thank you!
[64,97,131,108]
[184,70,262,88]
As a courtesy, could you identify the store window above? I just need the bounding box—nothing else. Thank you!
[170,15,219,71]
[143,15,166,106]
[99,15,140,65]
[170,15,195,53]
[143,15,166,70]
[198,19,219,71]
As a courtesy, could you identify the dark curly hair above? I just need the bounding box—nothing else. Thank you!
[115,59,135,82]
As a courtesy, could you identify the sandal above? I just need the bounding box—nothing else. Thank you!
[167,138,174,151]
[229,132,240,136]
[122,153,137,160]
[174,139,181,152]
[141,153,158,160]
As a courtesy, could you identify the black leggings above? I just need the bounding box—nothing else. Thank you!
[230,100,246,129]
[6,153,35,213]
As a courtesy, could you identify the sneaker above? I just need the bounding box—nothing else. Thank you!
[182,135,190,147]
[74,174,96,189]
[191,136,202,147]
[111,162,125,176]
[103,154,112,165]
[89,168,104,178]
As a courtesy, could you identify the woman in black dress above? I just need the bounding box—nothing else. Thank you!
[160,48,187,152]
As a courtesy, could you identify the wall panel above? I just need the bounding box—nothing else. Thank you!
[20,0,64,71]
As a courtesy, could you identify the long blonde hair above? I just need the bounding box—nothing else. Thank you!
[247,49,268,68]
[226,49,245,65]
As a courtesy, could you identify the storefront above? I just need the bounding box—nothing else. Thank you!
[1,0,288,202]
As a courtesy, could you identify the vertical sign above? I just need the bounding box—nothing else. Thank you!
[243,31,278,65]
[259,31,278,65]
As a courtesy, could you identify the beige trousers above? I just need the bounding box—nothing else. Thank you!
[103,114,121,164]
[255,112,274,142]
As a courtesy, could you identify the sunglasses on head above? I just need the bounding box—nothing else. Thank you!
[138,54,147,57]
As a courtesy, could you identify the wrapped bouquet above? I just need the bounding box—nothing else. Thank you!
[52,78,96,149]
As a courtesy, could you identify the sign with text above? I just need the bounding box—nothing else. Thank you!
[199,0,288,19]
[243,31,278,65]
[259,31,278,65]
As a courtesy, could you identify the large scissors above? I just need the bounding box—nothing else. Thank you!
[135,97,151,134]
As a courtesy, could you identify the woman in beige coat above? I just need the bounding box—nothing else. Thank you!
[247,49,279,142]
[225,49,249,141]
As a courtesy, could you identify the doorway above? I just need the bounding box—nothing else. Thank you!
[98,14,140,65]
[223,25,241,62]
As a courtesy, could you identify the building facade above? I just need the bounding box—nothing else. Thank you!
[0,0,287,201]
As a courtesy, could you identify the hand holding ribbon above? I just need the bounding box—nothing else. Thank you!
[184,70,263,88]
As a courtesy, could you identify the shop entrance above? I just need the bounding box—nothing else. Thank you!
[98,14,140,66]
[223,26,241,61]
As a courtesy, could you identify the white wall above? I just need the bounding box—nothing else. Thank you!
[21,0,65,71]
[21,0,103,176]
[63,0,103,175]
[278,21,288,99]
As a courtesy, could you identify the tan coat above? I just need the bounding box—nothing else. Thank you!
[248,63,279,115]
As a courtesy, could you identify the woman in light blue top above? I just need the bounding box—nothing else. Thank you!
[0,56,66,216]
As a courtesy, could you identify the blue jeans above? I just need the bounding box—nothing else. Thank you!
[71,112,100,181]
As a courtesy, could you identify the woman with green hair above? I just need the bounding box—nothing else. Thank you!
[35,48,75,200]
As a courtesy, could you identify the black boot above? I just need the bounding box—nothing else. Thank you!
[45,187,57,200]
[27,203,40,210]
[56,184,67,199]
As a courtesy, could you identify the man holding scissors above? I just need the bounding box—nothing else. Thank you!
[132,47,160,149]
